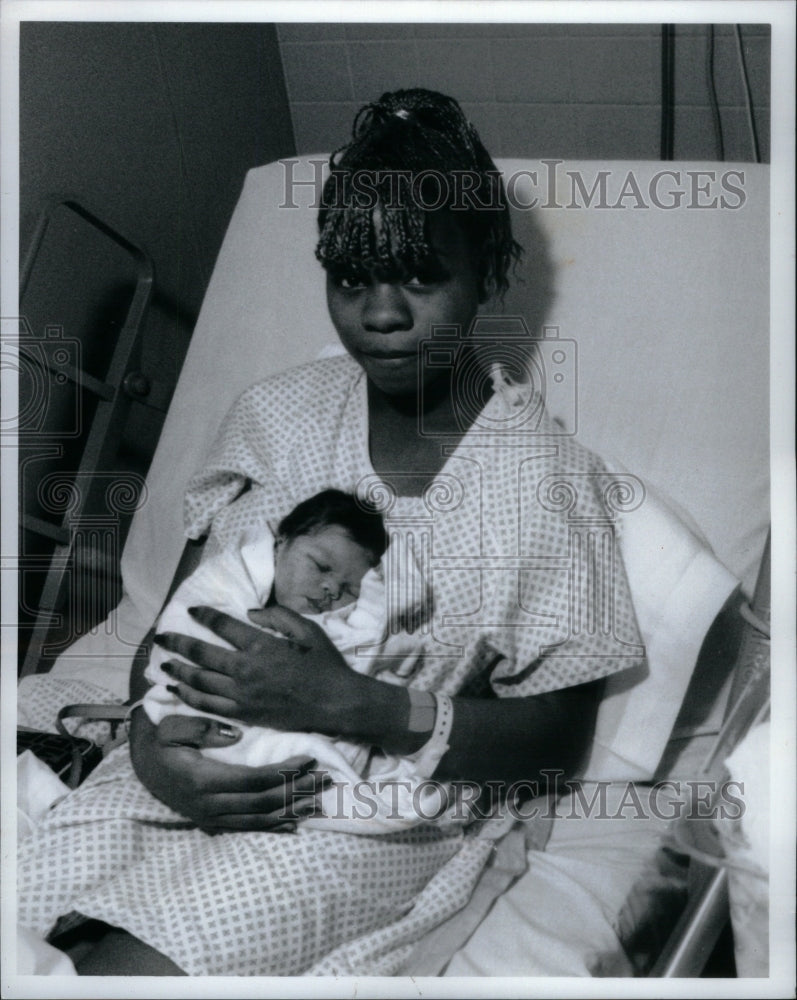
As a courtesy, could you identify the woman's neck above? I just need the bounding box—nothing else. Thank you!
[366,377,490,495]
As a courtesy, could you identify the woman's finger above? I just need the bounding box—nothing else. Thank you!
[204,786,323,818]
[202,794,325,831]
[165,681,240,719]
[199,815,298,833]
[161,658,238,699]
[152,631,237,673]
[246,604,319,645]
[155,714,242,749]
[186,605,280,651]
[191,756,321,796]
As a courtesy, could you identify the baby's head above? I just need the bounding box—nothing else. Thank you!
[316,88,521,302]
[272,489,388,616]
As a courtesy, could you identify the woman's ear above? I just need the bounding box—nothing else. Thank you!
[477,279,499,311]
[476,255,497,306]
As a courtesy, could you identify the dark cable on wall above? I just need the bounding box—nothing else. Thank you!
[149,25,212,291]
[706,25,725,161]
[660,24,675,160]
[734,25,762,163]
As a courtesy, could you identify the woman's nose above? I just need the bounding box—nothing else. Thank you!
[323,578,342,601]
[362,283,413,334]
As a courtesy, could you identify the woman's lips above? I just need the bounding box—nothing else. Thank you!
[361,349,416,362]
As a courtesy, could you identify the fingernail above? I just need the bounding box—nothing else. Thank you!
[153,633,166,645]
[187,606,200,617]
[293,759,318,776]
[218,724,241,740]
[166,684,180,695]
[161,662,173,675]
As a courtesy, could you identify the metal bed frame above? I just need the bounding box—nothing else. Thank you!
[651,532,770,976]
[18,200,157,677]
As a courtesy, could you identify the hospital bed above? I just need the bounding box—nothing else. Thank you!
[18,156,771,978]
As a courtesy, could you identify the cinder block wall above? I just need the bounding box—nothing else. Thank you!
[277,22,769,162]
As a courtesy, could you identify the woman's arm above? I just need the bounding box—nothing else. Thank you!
[434,681,603,784]
[311,669,603,784]
[127,708,322,831]
[151,604,605,787]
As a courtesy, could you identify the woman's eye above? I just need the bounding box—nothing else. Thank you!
[404,265,446,287]
[333,272,366,290]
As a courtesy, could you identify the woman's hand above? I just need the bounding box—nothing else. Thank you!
[151,605,364,733]
[128,707,323,832]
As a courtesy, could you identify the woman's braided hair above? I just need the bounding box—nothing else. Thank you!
[316,89,522,297]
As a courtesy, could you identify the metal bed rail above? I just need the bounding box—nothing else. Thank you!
[18,200,157,676]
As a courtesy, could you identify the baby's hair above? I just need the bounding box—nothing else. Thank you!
[278,489,388,566]
[316,88,523,298]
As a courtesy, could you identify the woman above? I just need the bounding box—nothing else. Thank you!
[19,89,643,976]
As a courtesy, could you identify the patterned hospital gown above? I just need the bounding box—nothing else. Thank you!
[18,354,645,976]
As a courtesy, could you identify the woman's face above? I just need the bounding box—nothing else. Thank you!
[325,211,483,398]
[273,525,374,615]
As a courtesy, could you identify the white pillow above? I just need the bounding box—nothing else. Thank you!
[584,473,738,781]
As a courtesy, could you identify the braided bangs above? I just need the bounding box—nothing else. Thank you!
[316,89,522,297]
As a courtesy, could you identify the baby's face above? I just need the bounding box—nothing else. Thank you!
[273,524,374,615]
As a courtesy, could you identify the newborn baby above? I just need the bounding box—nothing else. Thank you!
[144,489,449,833]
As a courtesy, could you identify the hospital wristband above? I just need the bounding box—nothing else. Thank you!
[407,687,436,733]
[406,692,454,777]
